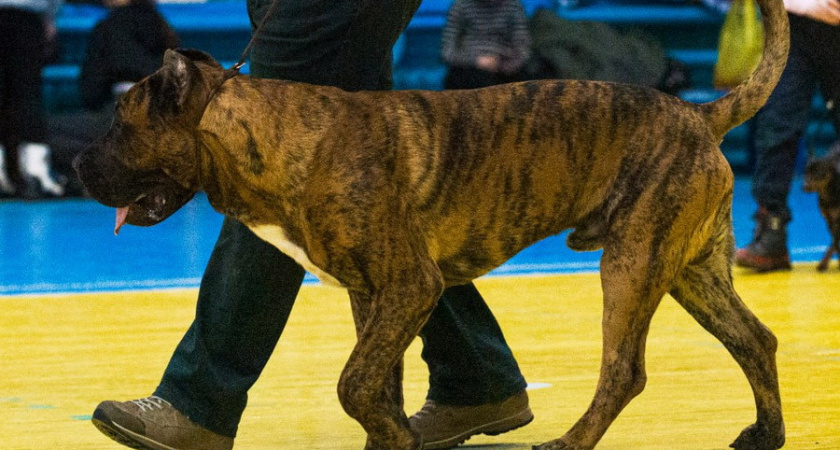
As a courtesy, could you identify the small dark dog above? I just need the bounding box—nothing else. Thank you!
[803,141,840,271]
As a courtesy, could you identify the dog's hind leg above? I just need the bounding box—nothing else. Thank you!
[670,228,784,450]
[338,261,444,450]
[537,241,671,450]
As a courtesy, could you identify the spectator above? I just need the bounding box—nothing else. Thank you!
[0,0,65,198]
[441,0,532,89]
[735,0,840,272]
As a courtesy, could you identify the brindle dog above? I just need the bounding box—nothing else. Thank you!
[74,0,790,447]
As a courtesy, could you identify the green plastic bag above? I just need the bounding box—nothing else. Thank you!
[713,0,764,89]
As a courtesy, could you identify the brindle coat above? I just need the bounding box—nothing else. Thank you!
[75,0,790,447]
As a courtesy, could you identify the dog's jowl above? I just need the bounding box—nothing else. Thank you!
[75,0,790,448]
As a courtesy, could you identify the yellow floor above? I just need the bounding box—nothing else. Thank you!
[2,266,839,449]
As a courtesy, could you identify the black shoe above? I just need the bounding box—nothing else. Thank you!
[735,207,792,272]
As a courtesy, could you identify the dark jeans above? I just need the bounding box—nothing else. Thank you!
[154,0,526,438]
[751,14,840,220]
[0,8,48,144]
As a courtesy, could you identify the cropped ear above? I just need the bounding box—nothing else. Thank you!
[173,48,223,70]
[161,49,202,110]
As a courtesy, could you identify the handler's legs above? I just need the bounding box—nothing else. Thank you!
[92,0,528,448]
[154,219,305,436]
[413,284,531,450]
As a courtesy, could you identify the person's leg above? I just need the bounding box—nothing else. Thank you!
[421,284,526,405]
[4,10,64,197]
[411,284,531,449]
[808,19,840,134]
[752,17,817,218]
[0,12,12,195]
[736,15,816,272]
[92,218,305,449]
[154,219,306,436]
[3,10,47,146]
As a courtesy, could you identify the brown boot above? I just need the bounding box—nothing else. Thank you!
[409,390,533,449]
[735,207,792,272]
[92,396,234,450]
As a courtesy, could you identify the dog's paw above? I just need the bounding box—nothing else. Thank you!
[533,438,592,450]
[730,422,785,450]
[363,432,421,450]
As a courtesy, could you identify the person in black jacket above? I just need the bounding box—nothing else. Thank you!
[0,0,65,198]
[80,0,179,110]
[48,0,179,194]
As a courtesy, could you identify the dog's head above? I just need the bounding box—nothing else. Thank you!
[74,49,224,233]
[803,141,840,194]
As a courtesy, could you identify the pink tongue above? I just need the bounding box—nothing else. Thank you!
[115,207,130,235]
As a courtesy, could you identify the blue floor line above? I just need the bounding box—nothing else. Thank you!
[0,177,830,296]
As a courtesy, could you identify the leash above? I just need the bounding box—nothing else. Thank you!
[203,0,284,104]
[221,0,284,83]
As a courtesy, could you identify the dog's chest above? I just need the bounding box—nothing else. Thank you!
[249,224,343,287]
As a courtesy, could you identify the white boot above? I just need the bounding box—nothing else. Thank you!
[0,145,15,195]
[18,142,65,197]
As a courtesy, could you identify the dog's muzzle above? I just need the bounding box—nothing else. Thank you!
[74,150,196,232]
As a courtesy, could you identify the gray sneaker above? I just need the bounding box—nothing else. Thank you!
[91,396,234,450]
[409,390,534,449]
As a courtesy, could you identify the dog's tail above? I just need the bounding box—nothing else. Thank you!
[698,0,790,140]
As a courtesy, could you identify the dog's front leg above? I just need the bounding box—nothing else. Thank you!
[347,291,407,447]
[339,268,444,450]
